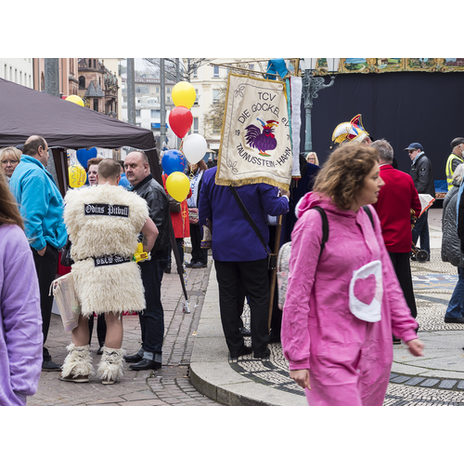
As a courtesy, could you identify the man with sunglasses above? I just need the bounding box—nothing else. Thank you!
[405,142,435,261]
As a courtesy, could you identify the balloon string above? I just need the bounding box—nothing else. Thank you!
[179,139,184,153]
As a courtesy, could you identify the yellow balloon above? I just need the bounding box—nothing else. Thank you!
[65,94,85,107]
[166,171,190,202]
[172,81,196,109]
[68,164,87,188]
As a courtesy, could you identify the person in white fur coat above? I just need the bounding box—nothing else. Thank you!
[60,159,158,384]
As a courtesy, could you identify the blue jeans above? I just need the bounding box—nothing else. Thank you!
[445,267,464,319]
[138,257,168,358]
[412,211,430,256]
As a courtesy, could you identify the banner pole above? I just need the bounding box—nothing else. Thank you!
[268,215,283,331]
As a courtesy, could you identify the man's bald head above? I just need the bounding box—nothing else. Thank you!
[23,135,49,166]
[124,151,150,186]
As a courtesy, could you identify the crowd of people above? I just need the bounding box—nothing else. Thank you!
[1,129,463,406]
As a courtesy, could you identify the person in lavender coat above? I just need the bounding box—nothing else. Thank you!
[0,172,42,405]
[199,166,289,359]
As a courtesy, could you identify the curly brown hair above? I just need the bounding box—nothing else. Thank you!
[313,143,379,210]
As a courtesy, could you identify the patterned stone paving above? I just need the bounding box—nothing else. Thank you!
[232,245,464,405]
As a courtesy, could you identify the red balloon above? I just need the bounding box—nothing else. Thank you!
[169,106,193,139]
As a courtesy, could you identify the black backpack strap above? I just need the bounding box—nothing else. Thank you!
[362,205,375,230]
[312,206,329,259]
[229,186,270,255]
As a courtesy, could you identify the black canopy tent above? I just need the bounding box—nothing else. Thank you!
[0,77,162,192]
[0,77,190,304]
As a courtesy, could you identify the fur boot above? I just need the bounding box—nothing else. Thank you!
[60,344,94,382]
[97,347,125,385]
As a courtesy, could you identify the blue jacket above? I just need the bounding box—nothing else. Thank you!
[9,155,67,251]
[199,167,289,261]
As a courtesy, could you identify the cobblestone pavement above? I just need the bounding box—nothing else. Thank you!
[29,254,220,406]
[231,207,464,406]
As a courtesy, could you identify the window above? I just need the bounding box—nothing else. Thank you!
[136,109,141,118]
[193,117,199,134]
[193,66,198,78]
[79,76,86,89]
[93,99,99,111]
[151,109,160,119]
[213,65,219,77]
[212,89,220,103]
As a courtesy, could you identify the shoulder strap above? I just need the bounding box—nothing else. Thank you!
[362,205,375,230]
[312,206,329,259]
[229,186,270,255]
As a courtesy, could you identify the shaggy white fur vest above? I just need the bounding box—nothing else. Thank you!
[64,184,149,316]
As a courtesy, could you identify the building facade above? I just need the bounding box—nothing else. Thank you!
[33,58,79,95]
[188,58,267,153]
[0,58,34,88]
[77,59,118,117]
[120,67,176,146]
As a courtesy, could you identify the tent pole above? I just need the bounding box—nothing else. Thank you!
[52,148,68,196]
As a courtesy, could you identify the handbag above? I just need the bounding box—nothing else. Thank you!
[228,186,276,270]
[188,207,199,224]
[49,273,80,332]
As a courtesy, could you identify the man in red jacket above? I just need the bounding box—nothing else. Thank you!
[372,139,422,320]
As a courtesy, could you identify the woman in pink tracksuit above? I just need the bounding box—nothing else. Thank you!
[281,143,424,406]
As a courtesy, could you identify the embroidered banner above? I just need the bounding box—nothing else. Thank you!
[216,73,292,189]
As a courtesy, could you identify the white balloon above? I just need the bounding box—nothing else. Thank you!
[182,134,208,164]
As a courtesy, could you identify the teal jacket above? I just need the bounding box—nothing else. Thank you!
[9,155,67,251]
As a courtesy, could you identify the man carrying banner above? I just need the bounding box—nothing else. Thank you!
[199,167,289,359]
[200,73,292,359]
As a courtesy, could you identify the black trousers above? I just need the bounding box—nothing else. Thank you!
[138,256,168,355]
[32,245,59,355]
[215,259,269,355]
[190,223,207,264]
[389,251,417,318]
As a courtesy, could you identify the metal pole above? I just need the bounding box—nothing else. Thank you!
[127,58,136,125]
[160,58,166,149]
[175,58,181,149]
[302,68,335,157]
[303,70,313,154]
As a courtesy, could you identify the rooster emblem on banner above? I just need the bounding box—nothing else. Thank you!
[245,118,279,157]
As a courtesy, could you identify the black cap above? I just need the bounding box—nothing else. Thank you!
[404,142,423,151]
[451,137,464,149]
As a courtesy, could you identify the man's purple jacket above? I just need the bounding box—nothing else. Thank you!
[199,167,289,262]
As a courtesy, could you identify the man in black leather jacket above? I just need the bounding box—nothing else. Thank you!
[123,151,170,370]
[405,142,435,260]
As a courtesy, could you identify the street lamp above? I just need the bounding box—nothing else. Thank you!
[301,58,337,155]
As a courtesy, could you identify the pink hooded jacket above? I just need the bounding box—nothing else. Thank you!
[281,192,418,405]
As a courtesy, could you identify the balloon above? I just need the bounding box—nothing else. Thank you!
[161,149,186,175]
[169,106,193,139]
[172,81,196,109]
[182,134,208,164]
[76,147,98,168]
[165,171,190,202]
[65,95,85,107]
[68,164,87,188]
